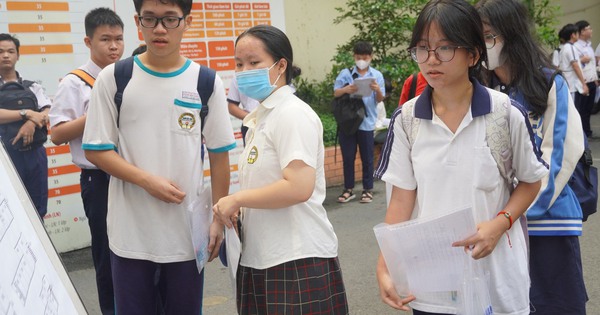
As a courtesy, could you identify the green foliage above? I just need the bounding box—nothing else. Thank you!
[523,0,560,47]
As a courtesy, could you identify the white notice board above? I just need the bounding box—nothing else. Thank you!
[0,143,87,315]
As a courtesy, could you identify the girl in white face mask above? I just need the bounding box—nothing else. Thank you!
[477,1,588,314]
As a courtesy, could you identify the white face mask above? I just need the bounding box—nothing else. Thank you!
[355,59,370,70]
[483,41,505,70]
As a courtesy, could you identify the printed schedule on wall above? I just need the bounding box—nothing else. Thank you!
[0,0,284,254]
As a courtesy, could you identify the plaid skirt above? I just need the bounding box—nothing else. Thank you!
[237,257,348,315]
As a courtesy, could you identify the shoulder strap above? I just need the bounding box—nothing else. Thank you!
[113,56,135,127]
[485,94,514,190]
[69,69,95,88]
[408,73,418,100]
[21,80,35,89]
[400,100,420,148]
[197,65,215,133]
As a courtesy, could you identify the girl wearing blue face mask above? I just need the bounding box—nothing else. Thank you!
[213,25,349,315]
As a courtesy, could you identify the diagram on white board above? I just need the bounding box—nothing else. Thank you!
[11,237,37,305]
[0,197,14,242]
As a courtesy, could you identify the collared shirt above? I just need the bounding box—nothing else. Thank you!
[559,42,583,92]
[334,66,385,131]
[226,76,260,113]
[239,85,338,269]
[49,60,102,169]
[376,80,547,314]
[574,39,598,82]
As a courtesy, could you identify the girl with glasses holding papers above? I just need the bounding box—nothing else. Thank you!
[374,0,547,314]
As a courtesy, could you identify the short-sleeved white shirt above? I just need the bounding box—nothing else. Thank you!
[239,85,338,269]
[559,42,583,92]
[378,83,547,314]
[82,56,236,263]
[227,76,260,113]
[574,39,598,83]
[49,60,101,169]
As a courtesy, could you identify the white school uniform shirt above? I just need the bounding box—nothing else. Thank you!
[239,85,338,269]
[377,83,547,314]
[227,77,260,113]
[49,60,101,169]
[559,42,583,93]
[574,39,598,83]
[82,56,236,263]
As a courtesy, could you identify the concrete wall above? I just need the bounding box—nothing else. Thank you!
[282,0,600,83]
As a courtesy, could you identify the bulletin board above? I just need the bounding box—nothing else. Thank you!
[0,143,87,315]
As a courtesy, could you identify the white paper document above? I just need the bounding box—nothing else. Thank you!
[186,190,212,274]
[374,207,476,296]
[352,77,375,97]
[225,225,241,296]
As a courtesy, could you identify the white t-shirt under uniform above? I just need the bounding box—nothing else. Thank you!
[83,56,236,263]
[239,85,338,269]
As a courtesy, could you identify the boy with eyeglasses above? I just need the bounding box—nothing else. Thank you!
[82,0,235,313]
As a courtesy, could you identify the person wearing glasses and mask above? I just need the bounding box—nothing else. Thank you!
[213,25,348,315]
[82,0,235,314]
[375,0,547,314]
[477,0,588,314]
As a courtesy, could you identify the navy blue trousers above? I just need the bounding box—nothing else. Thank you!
[574,82,597,137]
[111,252,204,315]
[6,145,47,218]
[81,169,113,315]
[338,130,374,190]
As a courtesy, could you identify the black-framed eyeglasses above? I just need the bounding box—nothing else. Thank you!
[409,46,466,64]
[138,16,184,29]
[484,34,500,49]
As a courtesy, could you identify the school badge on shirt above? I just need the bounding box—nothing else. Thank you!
[178,113,196,129]
[247,146,258,164]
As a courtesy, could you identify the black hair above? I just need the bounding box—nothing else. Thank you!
[559,24,579,42]
[236,25,301,84]
[576,20,590,33]
[131,44,147,56]
[85,8,124,38]
[133,0,192,16]
[410,0,485,80]
[353,41,373,55]
[0,33,20,54]
[476,0,552,116]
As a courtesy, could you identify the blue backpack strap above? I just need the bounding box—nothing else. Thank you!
[113,56,135,127]
[197,65,215,133]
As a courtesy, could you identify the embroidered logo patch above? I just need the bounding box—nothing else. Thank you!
[247,146,258,164]
[178,113,196,129]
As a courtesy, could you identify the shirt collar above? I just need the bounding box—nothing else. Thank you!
[414,78,491,120]
[0,71,23,85]
[85,59,103,78]
[242,85,295,128]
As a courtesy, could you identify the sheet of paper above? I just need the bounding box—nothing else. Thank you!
[374,207,476,295]
[186,189,212,274]
[225,225,241,296]
[352,77,375,97]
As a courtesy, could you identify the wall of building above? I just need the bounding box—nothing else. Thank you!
[557,1,600,48]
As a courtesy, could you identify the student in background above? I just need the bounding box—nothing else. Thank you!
[82,0,235,313]
[0,33,51,219]
[398,72,427,107]
[375,0,547,313]
[477,0,588,313]
[574,20,598,137]
[49,8,124,315]
[213,24,348,315]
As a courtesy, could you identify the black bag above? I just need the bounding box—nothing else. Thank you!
[0,81,47,150]
[332,68,366,136]
[568,143,598,221]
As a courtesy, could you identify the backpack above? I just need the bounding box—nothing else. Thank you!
[0,81,48,150]
[113,56,215,133]
[332,68,367,136]
[400,90,515,189]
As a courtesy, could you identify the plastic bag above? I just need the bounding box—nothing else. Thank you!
[457,253,493,315]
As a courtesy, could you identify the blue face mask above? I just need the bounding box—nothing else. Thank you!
[235,62,282,101]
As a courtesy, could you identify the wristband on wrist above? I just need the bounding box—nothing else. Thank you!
[497,211,513,230]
